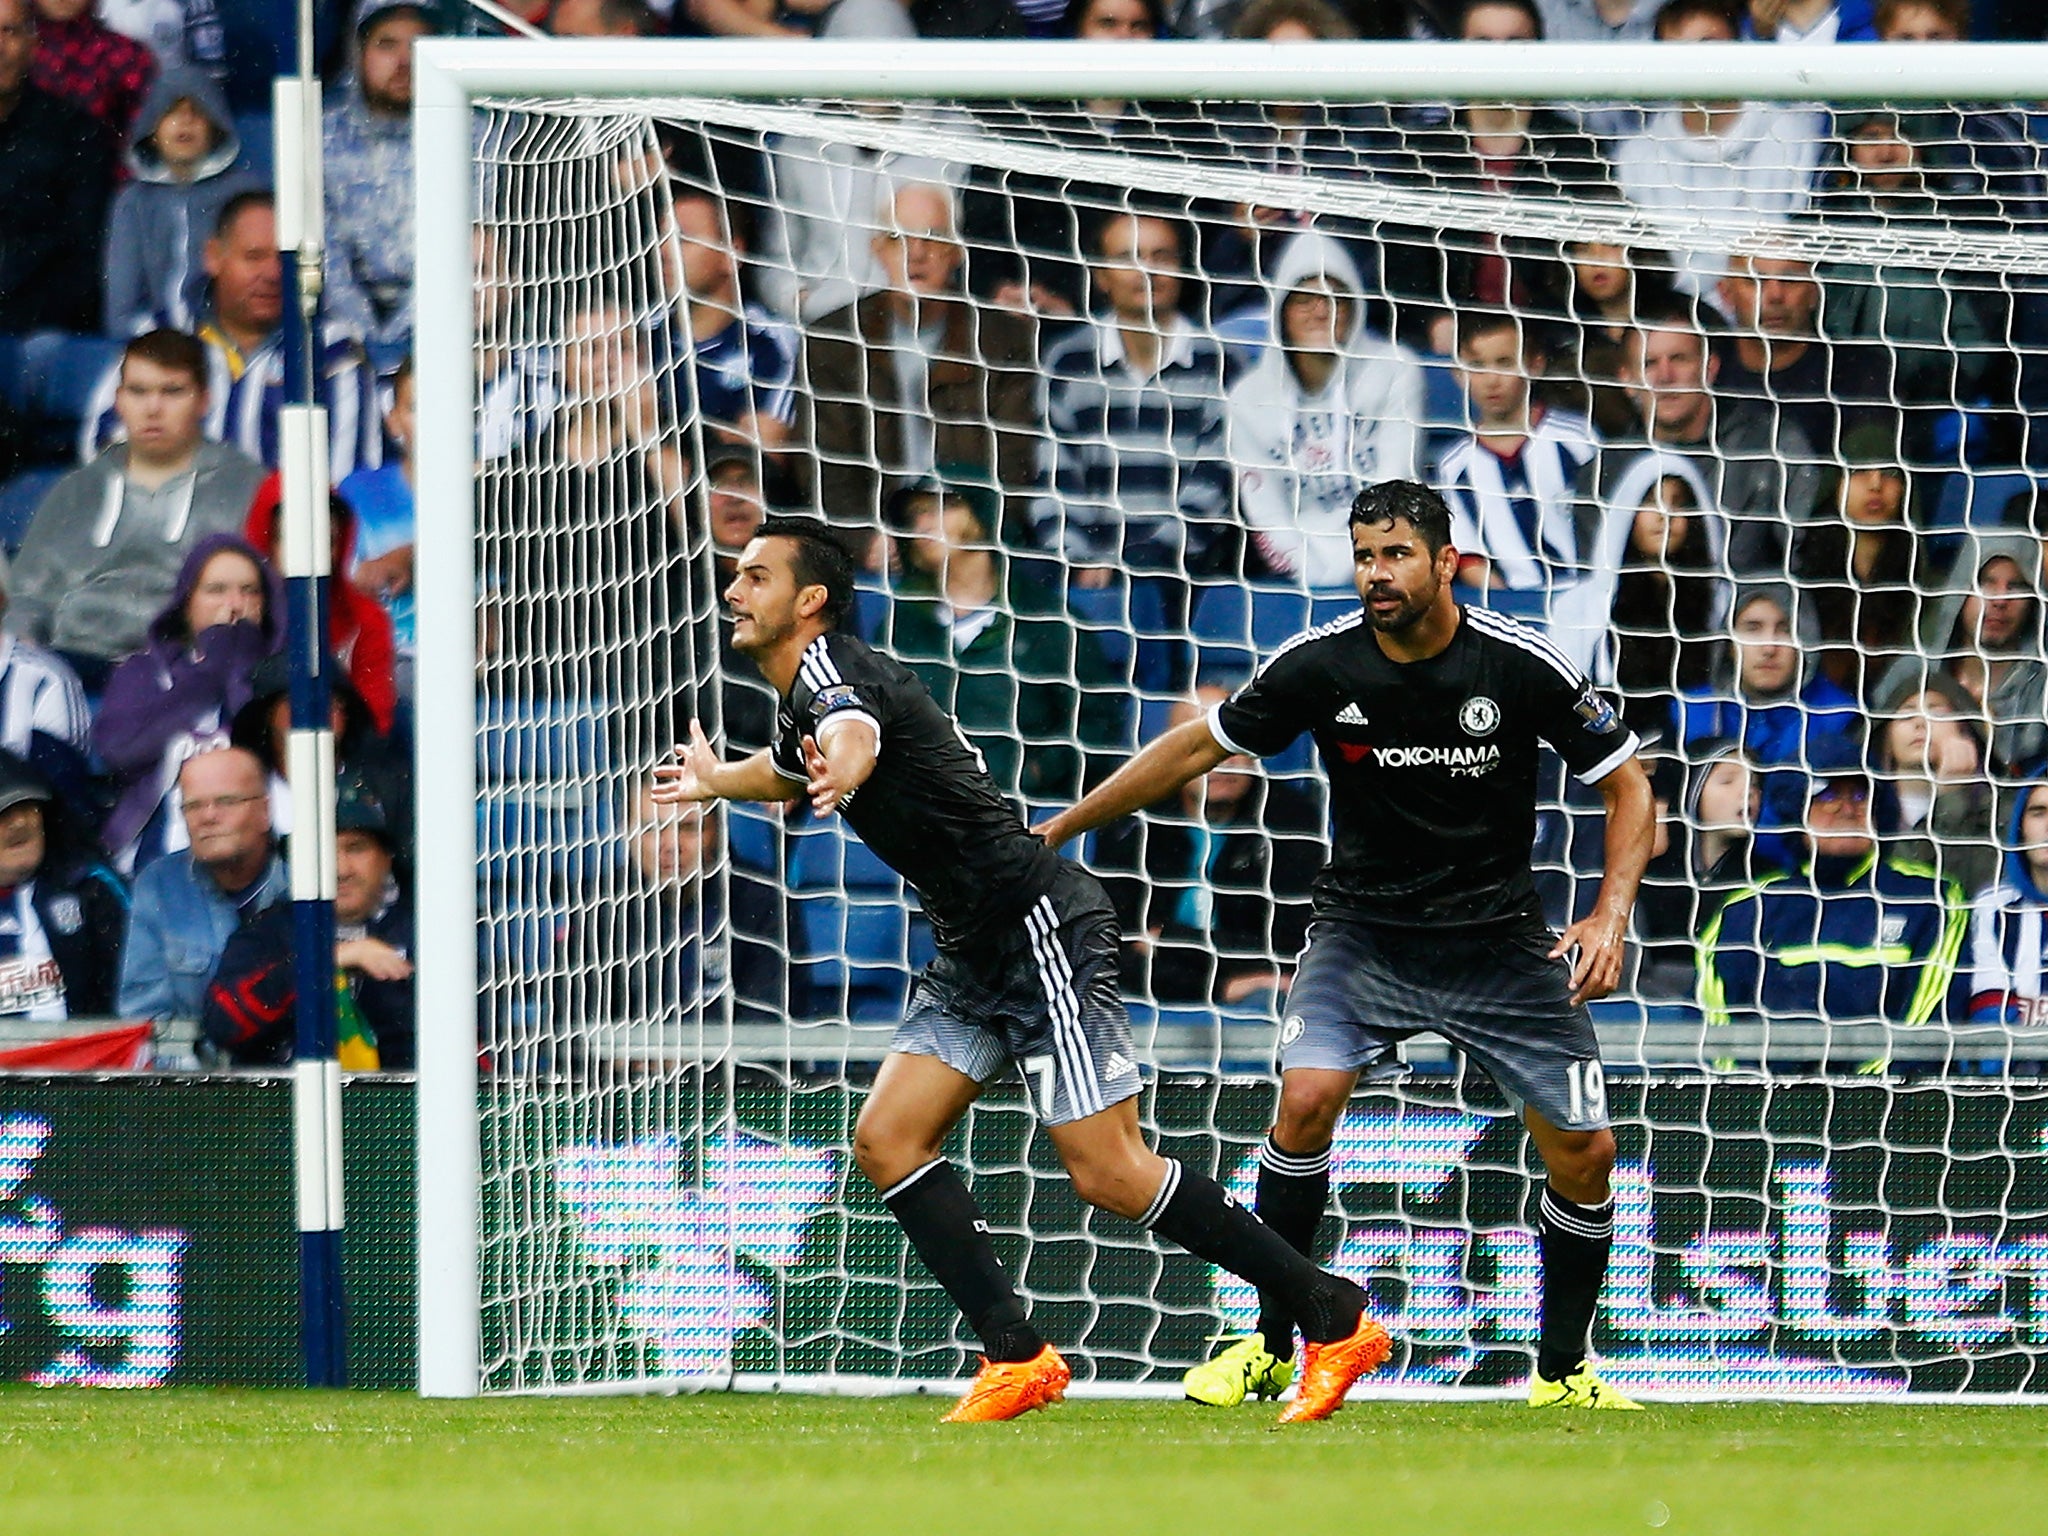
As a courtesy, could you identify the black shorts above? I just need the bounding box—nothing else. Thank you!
[892,867,1141,1126]
[1281,917,1610,1131]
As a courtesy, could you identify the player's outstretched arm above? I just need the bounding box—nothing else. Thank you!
[1037,717,1231,846]
[1551,754,1656,1005]
[801,717,879,815]
[651,720,804,804]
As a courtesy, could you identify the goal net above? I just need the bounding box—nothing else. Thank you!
[413,40,2048,1401]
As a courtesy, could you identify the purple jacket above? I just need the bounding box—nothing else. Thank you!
[93,533,284,862]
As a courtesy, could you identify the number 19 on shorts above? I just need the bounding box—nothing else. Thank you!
[1565,1059,1607,1126]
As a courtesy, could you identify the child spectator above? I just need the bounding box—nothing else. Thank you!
[103,64,254,334]
[1562,241,1677,440]
[1873,679,1998,898]
[1601,453,1728,736]
[243,472,397,734]
[1227,229,1422,588]
[94,531,280,874]
[1968,779,2048,1027]
[0,749,126,1023]
[338,358,415,701]
[1635,739,1756,995]
[15,328,265,687]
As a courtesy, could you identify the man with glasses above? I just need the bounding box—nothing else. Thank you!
[117,746,284,1029]
[1699,742,1966,1030]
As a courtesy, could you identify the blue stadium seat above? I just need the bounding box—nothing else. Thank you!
[1191,585,1358,685]
[725,800,781,876]
[848,576,889,642]
[232,110,275,181]
[793,892,928,1021]
[788,813,899,890]
[476,698,611,893]
[0,469,62,553]
[1933,470,2039,531]
[37,335,121,429]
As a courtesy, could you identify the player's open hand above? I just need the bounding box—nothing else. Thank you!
[1551,911,1627,1006]
[801,734,857,815]
[652,721,721,804]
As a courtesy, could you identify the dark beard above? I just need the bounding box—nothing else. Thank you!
[1364,591,1428,632]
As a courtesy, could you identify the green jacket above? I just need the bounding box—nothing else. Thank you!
[881,566,1126,805]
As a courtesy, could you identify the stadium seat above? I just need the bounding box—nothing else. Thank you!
[1933,470,2039,531]
[725,800,781,876]
[793,892,924,1022]
[788,813,899,891]
[476,698,612,893]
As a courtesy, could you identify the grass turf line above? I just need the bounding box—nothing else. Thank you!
[1,1389,2041,1535]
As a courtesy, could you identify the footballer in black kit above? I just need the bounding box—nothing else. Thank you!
[1043,481,1657,1412]
[655,515,1393,1425]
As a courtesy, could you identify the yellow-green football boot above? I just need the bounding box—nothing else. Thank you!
[1183,1333,1295,1407]
[1528,1364,1644,1410]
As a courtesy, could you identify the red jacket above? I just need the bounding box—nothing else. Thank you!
[245,472,398,734]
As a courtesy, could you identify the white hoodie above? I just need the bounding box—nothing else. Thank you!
[1225,231,1423,590]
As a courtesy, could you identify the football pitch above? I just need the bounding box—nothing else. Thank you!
[3,1390,2042,1535]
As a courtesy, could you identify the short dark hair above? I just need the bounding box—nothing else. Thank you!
[1459,0,1543,38]
[121,328,209,389]
[756,516,856,631]
[215,187,275,241]
[1653,0,1739,38]
[1350,480,1454,556]
[1062,0,1163,35]
[1454,309,1525,357]
[673,185,756,255]
[1232,0,1356,40]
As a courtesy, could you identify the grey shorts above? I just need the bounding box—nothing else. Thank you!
[1280,917,1611,1132]
[892,869,1141,1127]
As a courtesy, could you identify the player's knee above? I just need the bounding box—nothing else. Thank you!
[1272,1087,1347,1156]
[1546,1128,1616,1203]
[1063,1149,1157,1222]
[851,1108,932,1190]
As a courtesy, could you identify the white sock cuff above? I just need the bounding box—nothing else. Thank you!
[1258,1137,1332,1178]
[1138,1158,1184,1230]
[879,1158,946,1204]
[1540,1187,1614,1242]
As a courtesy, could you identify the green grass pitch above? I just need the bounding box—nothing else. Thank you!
[2,1389,2041,1535]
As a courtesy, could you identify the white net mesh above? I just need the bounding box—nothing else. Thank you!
[459,79,2048,1398]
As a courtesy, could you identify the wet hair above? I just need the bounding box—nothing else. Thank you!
[1350,480,1455,556]
[755,516,856,631]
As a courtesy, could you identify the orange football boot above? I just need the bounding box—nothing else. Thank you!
[941,1344,1072,1423]
[1274,1313,1392,1425]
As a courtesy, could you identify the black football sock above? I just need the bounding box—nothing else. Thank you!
[882,1159,1043,1364]
[1536,1184,1614,1383]
[1140,1159,1363,1344]
[1252,1136,1331,1354]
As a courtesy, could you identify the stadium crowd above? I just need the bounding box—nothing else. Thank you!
[3,0,2048,1067]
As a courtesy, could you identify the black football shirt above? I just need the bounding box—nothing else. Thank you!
[1211,604,1640,932]
[770,631,1065,951]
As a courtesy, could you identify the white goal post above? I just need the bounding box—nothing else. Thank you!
[413,39,2048,1402]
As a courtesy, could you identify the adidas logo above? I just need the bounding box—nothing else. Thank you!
[1334,702,1369,726]
[1103,1052,1137,1081]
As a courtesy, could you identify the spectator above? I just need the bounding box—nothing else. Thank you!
[1036,209,1231,629]
[548,293,685,505]
[94,531,279,873]
[1872,1,2045,223]
[1634,740,1757,994]
[102,64,251,335]
[29,0,153,162]
[1673,581,1862,854]
[323,0,437,377]
[1874,0,1959,35]
[1873,678,1998,898]
[880,476,1125,803]
[0,750,125,1023]
[567,787,787,1058]
[1699,744,1965,1028]
[1790,419,1933,701]
[14,328,264,686]
[228,649,412,872]
[1617,300,1825,575]
[702,445,778,753]
[243,473,398,734]
[83,191,384,481]
[1439,312,1602,661]
[337,357,415,698]
[1879,533,2048,776]
[1563,240,1679,440]
[1092,685,1322,1006]
[1711,250,1893,460]
[201,774,415,1068]
[1967,779,2048,1026]
[473,226,556,462]
[0,555,92,775]
[1611,0,1824,295]
[1598,451,1728,734]
[1218,0,1382,183]
[658,188,799,453]
[1535,0,1658,38]
[1744,0,1877,41]
[116,744,285,1022]
[98,0,225,83]
[0,0,113,334]
[547,0,651,32]
[1227,228,1423,588]
[804,180,1040,550]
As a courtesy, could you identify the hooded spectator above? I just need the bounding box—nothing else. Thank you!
[0,749,126,1022]
[1635,739,1758,993]
[1226,229,1423,588]
[94,531,281,872]
[1872,674,1998,898]
[1967,778,2048,1026]
[102,63,254,334]
[243,470,397,733]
